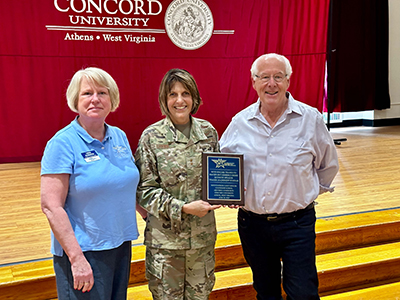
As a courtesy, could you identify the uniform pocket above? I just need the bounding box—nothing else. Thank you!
[205,255,215,278]
[145,250,163,280]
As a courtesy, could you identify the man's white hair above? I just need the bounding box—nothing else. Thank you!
[250,53,293,79]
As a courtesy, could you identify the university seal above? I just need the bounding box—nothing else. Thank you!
[165,0,214,50]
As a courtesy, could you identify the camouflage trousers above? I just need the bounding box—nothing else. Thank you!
[145,244,216,300]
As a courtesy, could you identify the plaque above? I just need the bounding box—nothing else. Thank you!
[202,152,245,205]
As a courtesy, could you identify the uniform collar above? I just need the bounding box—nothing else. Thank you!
[162,116,207,143]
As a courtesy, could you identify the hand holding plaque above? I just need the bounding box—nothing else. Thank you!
[202,153,245,205]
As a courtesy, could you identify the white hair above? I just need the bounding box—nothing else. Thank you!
[250,53,293,79]
[66,67,120,113]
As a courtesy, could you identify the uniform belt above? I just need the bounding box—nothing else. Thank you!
[241,202,315,222]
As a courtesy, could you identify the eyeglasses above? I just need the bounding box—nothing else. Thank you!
[254,73,287,83]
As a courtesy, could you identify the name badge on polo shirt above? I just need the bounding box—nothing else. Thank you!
[81,150,100,163]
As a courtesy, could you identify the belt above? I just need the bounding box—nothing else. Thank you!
[241,202,315,222]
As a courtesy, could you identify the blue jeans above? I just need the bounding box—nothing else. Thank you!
[54,241,132,300]
[238,207,319,300]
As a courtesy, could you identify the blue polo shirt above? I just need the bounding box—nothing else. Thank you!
[41,117,139,256]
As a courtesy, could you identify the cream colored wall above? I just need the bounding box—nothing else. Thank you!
[375,0,400,119]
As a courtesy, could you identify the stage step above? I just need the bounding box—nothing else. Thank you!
[126,208,400,287]
[315,208,400,254]
[321,281,400,300]
[2,208,400,299]
[213,208,400,273]
[0,259,56,300]
[126,241,400,299]
[317,241,400,294]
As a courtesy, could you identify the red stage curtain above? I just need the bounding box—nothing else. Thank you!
[0,0,329,163]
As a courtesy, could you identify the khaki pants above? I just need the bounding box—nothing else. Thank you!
[146,244,216,300]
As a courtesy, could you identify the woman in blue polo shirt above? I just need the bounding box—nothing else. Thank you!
[40,67,146,299]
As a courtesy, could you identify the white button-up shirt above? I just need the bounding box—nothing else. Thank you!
[220,93,339,214]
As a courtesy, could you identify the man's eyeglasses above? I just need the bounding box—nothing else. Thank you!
[254,73,287,83]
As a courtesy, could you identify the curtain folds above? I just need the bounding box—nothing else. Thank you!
[327,0,390,113]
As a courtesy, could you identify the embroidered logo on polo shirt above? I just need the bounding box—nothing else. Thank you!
[113,145,129,158]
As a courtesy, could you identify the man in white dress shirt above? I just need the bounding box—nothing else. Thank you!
[220,53,339,300]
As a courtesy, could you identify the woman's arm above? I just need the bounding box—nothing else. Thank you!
[41,174,93,292]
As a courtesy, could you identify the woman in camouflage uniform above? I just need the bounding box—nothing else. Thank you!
[135,69,221,299]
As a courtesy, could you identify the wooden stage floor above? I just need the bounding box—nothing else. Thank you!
[1,126,400,266]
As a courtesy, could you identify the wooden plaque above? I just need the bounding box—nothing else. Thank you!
[202,152,245,205]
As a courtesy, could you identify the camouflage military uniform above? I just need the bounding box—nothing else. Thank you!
[135,116,220,300]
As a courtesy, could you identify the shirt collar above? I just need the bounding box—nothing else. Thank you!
[71,116,111,144]
[287,93,304,116]
[249,92,303,121]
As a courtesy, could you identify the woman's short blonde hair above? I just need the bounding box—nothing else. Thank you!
[66,67,120,113]
[158,69,202,117]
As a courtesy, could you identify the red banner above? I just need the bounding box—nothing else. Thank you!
[0,0,329,163]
